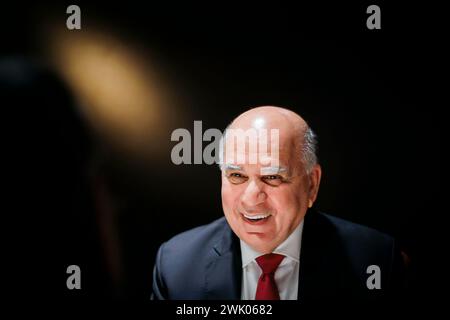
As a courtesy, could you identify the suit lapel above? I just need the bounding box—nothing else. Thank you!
[298,209,349,301]
[298,209,322,300]
[204,221,242,300]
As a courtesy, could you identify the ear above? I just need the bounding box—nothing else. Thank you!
[307,164,322,208]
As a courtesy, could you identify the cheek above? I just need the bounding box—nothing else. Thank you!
[268,187,305,218]
[221,182,239,211]
[269,188,294,208]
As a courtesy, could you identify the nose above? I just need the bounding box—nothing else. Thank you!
[241,180,267,208]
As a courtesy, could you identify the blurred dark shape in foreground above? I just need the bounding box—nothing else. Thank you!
[1,57,119,301]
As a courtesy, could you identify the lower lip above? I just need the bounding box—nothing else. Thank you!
[241,214,272,225]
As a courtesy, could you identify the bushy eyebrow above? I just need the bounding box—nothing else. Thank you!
[260,166,288,175]
[223,164,243,171]
[223,164,290,175]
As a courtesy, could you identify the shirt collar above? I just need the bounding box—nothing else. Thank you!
[240,220,304,268]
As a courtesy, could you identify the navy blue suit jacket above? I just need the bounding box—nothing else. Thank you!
[152,209,405,301]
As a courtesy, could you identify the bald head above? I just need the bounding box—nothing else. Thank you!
[230,106,308,133]
[225,106,317,173]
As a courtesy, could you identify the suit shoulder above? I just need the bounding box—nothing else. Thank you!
[153,217,229,299]
[162,217,227,254]
[320,212,394,247]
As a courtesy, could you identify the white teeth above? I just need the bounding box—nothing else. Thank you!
[243,213,271,220]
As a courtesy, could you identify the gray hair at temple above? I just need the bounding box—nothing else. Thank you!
[301,126,319,174]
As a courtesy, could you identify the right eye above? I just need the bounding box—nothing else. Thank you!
[227,172,248,184]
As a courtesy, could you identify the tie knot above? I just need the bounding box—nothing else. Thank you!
[255,253,285,274]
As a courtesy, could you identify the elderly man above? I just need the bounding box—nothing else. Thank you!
[152,106,405,301]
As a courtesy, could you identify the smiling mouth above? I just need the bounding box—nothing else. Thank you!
[241,213,272,223]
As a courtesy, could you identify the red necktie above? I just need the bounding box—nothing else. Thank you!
[255,253,285,300]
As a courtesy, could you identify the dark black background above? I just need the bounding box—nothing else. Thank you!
[1,1,443,308]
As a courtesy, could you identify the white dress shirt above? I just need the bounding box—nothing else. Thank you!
[240,220,304,300]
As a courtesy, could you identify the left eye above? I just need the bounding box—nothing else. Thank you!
[262,175,283,186]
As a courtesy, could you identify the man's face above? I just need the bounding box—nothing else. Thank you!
[221,127,314,253]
